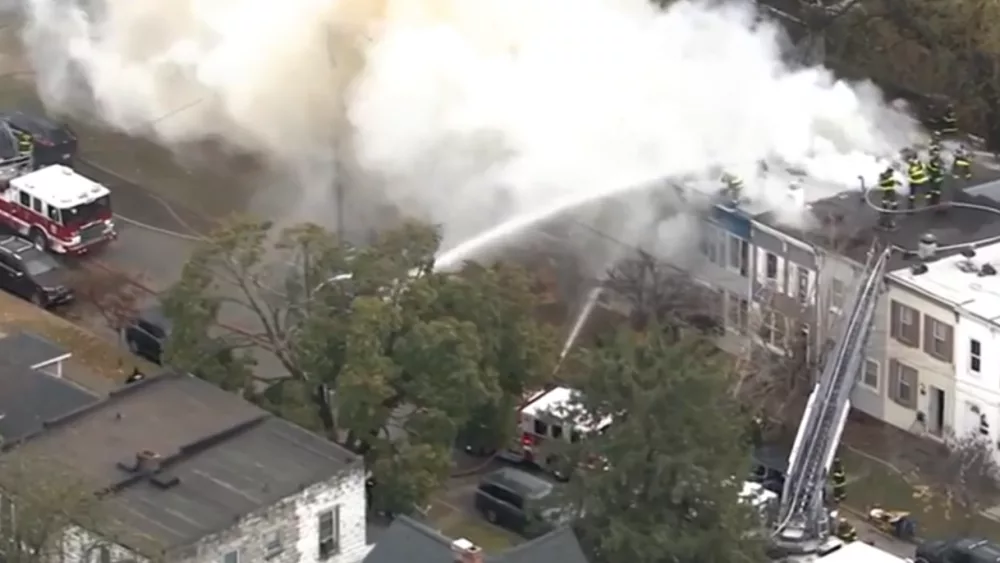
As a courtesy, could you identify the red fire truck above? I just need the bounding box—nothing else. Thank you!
[0,165,116,255]
[500,386,612,478]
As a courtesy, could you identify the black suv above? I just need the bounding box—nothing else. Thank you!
[122,305,172,364]
[474,468,569,537]
[0,236,73,307]
[917,539,1000,563]
[0,111,77,169]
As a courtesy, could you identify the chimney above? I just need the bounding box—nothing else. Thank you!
[451,539,483,563]
[135,450,161,474]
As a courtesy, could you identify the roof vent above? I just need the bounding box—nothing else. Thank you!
[451,539,483,563]
[981,264,997,277]
[918,233,938,261]
[135,450,161,474]
[911,264,929,276]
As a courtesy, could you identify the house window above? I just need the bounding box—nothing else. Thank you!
[830,279,845,311]
[970,338,982,374]
[759,310,786,348]
[797,268,810,304]
[889,359,918,408]
[765,252,778,279]
[890,301,920,347]
[265,531,283,559]
[318,506,341,559]
[728,235,749,276]
[860,359,879,390]
[790,323,810,359]
[97,546,111,563]
[222,551,239,563]
[923,316,953,362]
[726,293,748,333]
[533,419,548,435]
[981,413,991,436]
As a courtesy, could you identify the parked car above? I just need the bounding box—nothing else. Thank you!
[917,538,1000,563]
[0,235,73,307]
[0,111,77,168]
[121,305,172,364]
[474,467,570,537]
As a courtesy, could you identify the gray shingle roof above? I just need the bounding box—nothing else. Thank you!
[364,515,590,563]
[3,371,359,555]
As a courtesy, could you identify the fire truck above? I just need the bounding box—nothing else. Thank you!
[501,386,612,478]
[0,165,116,255]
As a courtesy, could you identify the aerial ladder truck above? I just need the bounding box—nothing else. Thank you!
[768,246,892,560]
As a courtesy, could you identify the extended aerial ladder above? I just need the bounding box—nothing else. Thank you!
[770,245,892,558]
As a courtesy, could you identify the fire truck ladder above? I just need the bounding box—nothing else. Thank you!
[772,245,892,555]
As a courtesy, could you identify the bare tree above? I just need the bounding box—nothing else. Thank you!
[66,268,148,331]
[913,431,1000,534]
[0,453,128,563]
[604,250,723,336]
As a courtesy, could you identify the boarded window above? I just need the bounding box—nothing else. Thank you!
[889,300,920,347]
[922,315,953,363]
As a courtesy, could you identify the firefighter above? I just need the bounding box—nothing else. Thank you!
[835,518,858,543]
[722,173,743,202]
[953,145,973,180]
[877,167,898,228]
[940,104,958,136]
[907,155,929,210]
[831,457,847,503]
[749,415,764,448]
[929,130,943,155]
[926,151,945,206]
[15,131,31,156]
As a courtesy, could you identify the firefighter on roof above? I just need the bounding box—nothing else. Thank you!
[877,167,898,228]
[15,131,31,156]
[831,457,847,503]
[722,173,743,202]
[929,130,942,155]
[953,145,973,180]
[907,155,929,210]
[927,151,945,206]
[940,104,958,136]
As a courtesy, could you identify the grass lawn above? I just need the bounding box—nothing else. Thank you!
[841,449,1000,540]
[425,501,518,553]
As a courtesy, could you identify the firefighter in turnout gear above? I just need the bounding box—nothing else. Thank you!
[953,145,973,180]
[877,167,899,228]
[940,104,958,136]
[835,518,858,543]
[15,131,31,156]
[907,156,929,209]
[831,457,847,503]
[722,173,743,203]
[929,130,943,155]
[927,152,945,206]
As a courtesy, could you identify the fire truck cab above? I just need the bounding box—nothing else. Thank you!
[0,165,116,255]
[502,386,611,478]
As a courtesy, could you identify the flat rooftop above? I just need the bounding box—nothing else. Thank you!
[0,371,359,556]
[753,167,1000,269]
[890,238,1000,324]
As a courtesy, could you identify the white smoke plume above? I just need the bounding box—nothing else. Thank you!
[21,0,921,257]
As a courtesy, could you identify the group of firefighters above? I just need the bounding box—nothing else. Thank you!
[720,105,975,229]
[876,105,973,228]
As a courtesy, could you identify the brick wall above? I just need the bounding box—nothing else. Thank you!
[171,462,367,563]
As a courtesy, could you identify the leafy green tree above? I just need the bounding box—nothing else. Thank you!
[561,328,766,563]
[162,217,556,513]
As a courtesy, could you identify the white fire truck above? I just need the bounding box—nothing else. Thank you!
[0,165,116,255]
[501,386,612,477]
